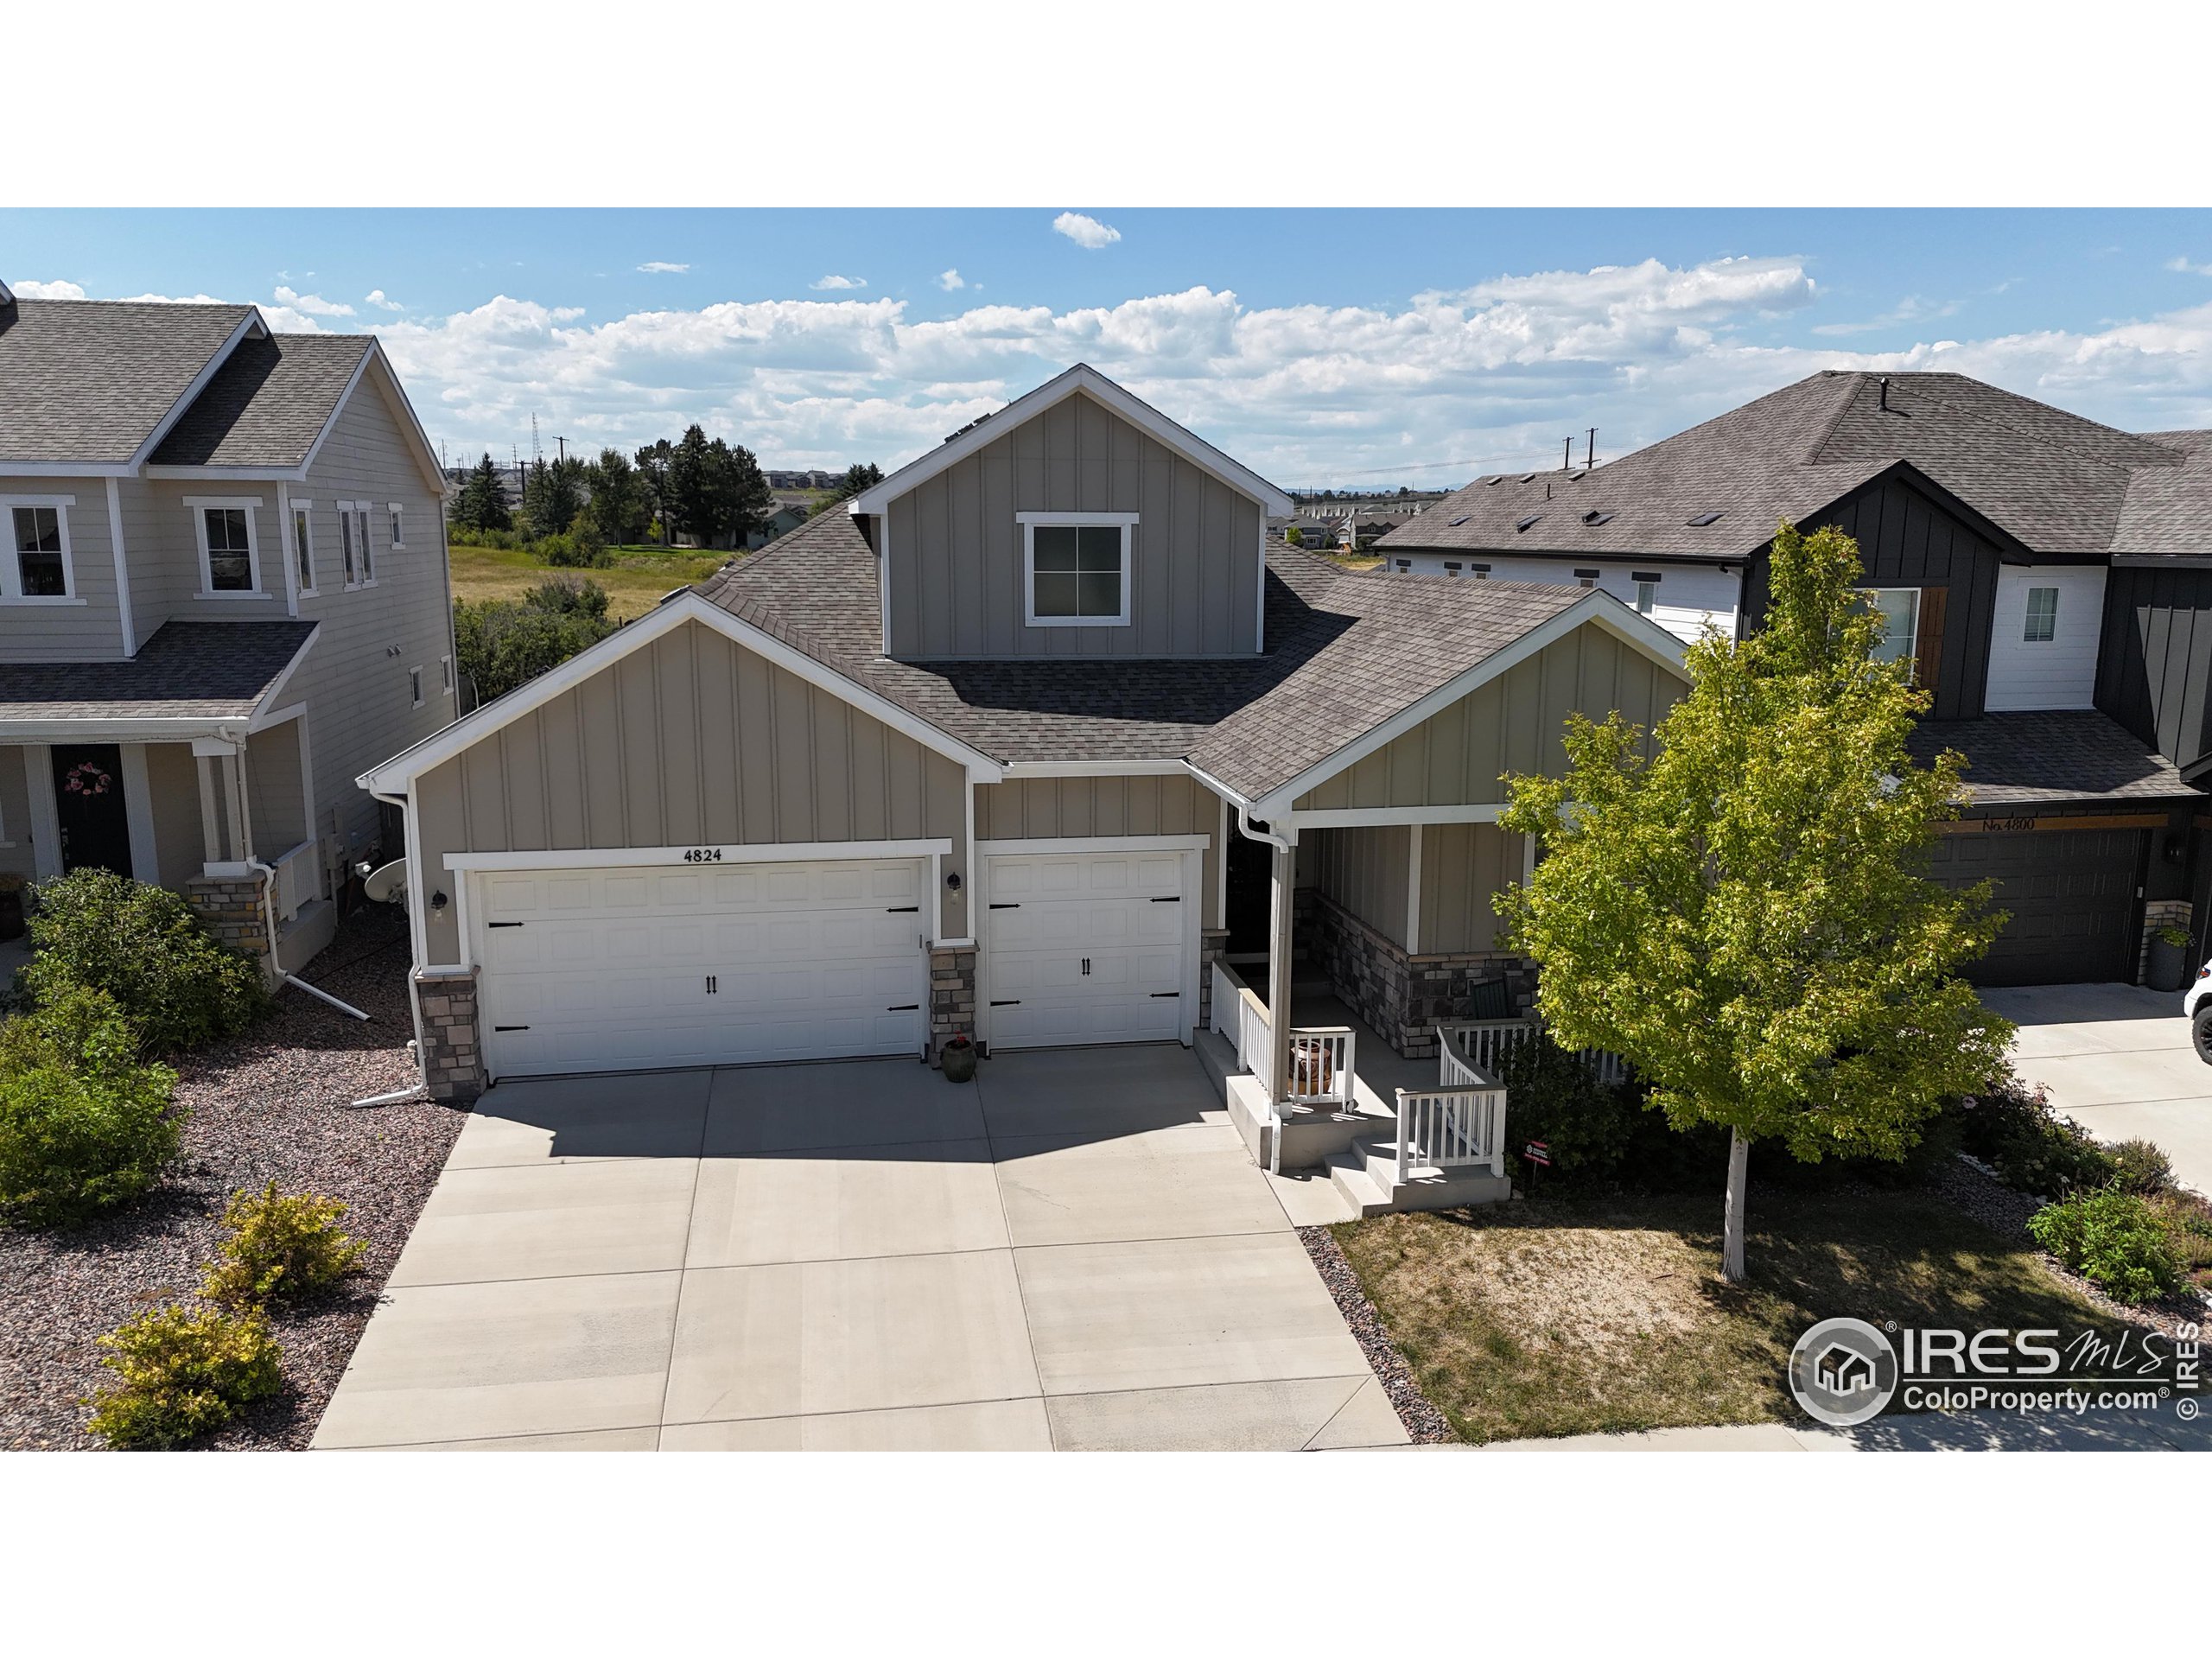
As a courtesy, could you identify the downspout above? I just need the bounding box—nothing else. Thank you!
[368,781,434,1099]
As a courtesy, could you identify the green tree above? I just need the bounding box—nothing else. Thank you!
[521,455,584,538]
[634,439,674,542]
[700,436,772,549]
[451,591,617,704]
[668,424,714,544]
[454,452,512,533]
[1496,521,2012,1283]
[583,448,647,543]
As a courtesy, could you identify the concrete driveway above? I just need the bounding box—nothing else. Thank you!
[1981,982,2212,1197]
[313,1045,1408,1452]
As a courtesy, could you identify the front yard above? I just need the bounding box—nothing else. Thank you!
[448,540,729,620]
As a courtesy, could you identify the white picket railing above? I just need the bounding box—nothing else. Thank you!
[1394,1082,1507,1185]
[1283,1027,1355,1110]
[1237,987,1274,1099]
[1210,959,1241,1043]
[1438,1016,1628,1086]
[269,838,318,925]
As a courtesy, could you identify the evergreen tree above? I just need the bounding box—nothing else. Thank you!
[634,439,674,543]
[454,452,512,533]
[583,448,647,544]
[668,424,714,544]
[700,437,772,549]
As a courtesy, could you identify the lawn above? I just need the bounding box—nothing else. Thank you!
[1330,1185,2135,1445]
[448,540,731,620]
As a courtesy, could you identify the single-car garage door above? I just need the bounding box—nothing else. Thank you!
[982,849,1192,1049]
[1927,826,2145,987]
[472,857,930,1078]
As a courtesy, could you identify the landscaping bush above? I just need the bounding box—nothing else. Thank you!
[21,868,266,1053]
[524,572,611,621]
[202,1180,366,1308]
[0,988,183,1228]
[2105,1138,2172,1196]
[84,1304,283,1449]
[2027,1188,2183,1305]
[1958,1078,2119,1197]
[1492,1034,1644,1185]
[541,520,610,568]
[453,594,618,703]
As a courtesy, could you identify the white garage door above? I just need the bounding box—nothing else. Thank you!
[472,857,929,1079]
[982,849,1191,1050]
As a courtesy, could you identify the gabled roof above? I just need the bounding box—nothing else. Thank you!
[848,364,1296,518]
[1381,371,2212,563]
[0,620,318,734]
[0,299,261,467]
[147,332,374,468]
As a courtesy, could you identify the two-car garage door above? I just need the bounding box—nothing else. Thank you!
[1926,825,2147,987]
[473,858,930,1079]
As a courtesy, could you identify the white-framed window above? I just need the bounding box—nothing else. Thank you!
[1574,568,1600,589]
[1443,562,1462,577]
[290,500,317,595]
[440,654,454,696]
[409,665,424,709]
[1018,511,1135,627]
[355,504,375,585]
[1861,587,1921,669]
[1468,563,1490,580]
[388,504,405,550]
[1634,575,1661,614]
[187,497,264,597]
[337,500,360,588]
[1,494,79,603]
[1394,558,1411,573]
[2024,585,2058,643]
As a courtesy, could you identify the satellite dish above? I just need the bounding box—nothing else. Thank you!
[363,858,410,906]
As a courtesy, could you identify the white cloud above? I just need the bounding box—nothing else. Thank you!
[1053,212,1122,250]
[362,255,2212,481]
[637,261,690,274]
[810,274,868,290]
[365,289,405,311]
[11,278,87,299]
[2167,256,2212,276]
[938,269,967,291]
[1811,293,1963,337]
[273,284,355,317]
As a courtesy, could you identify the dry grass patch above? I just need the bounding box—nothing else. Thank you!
[448,542,729,620]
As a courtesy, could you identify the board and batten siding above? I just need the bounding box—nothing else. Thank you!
[1306,823,1411,949]
[411,617,969,965]
[976,772,1219,918]
[2097,563,2212,774]
[0,475,128,660]
[885,390,1263,660]
[1294,624,1687,812]
[1418,823,1526,955]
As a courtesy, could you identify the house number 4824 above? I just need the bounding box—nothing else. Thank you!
[681,848,724,863]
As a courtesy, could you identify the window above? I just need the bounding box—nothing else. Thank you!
[3,499,75,601]
[1687,511,1726,527]
[1395,559,1412,573]
[1468,563,1491,579]
[1861,588,1921,668]
[388,505,405,550]
[2024,585,2058,643]
[1444,562,1462,577]
[291,502,316,594]
[1020,512,1134,626]
[1636,581,1657,613]
[188,499,262,595]
[355,505,375,584]
[440,654,454,696]
[1574,568,1599,588]
[337,505,358,586]
[410,666,424,709]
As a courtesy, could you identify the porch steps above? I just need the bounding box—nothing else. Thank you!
[1325,1137,1515,1218]
[1194,1026,1240,1096]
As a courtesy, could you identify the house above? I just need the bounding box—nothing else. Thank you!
[1377,371,2212,986]
[743,498,816,550]
[0,281,458,975]
[359,364,1688,1209]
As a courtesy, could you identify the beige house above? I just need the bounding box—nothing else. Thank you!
[362,365,1688,1210]
[0,283,457,975]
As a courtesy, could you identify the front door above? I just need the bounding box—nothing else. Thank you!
[50,744,134,878]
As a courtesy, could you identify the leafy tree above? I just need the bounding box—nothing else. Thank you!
[583,448,647,544]
[634,439,675,542]
[454,452,512,533]
[700,436,772,549]
[1496,521,2012,1283]
[452,591,618,704]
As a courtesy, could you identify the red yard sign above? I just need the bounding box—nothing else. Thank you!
[1523,1141,1551,1166]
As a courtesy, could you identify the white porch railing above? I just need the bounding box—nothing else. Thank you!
[1394,1081,1507,1185]
[269,838,318,925]
[1236,986,1274,1098]
[1438,1015,1628,1086]
[1283,1027,1355,1110]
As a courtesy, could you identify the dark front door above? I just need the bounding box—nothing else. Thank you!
[50,744,134,878]
[1224,829,1275,961]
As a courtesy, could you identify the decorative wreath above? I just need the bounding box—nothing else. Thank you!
[63,761,112,796]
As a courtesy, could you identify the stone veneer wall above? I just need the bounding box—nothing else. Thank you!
[416,967,485,1106]
[185,872,275,985]
[930,945,976,1061]
[1306,888,1534,1058]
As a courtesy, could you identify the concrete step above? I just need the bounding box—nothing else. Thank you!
[1332,1135,1516,1215]
[1193,1025,1241,1096]
[1325,1147,1395,1218]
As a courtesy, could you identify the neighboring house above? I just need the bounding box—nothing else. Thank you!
[743,499,815,550]
[1379,370,2212,986]
[360,364,1689,1144]
[0,282,457,975]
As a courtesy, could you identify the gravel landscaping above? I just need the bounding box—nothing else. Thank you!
[1,905,461,1452]
[1298,1224,1455,1444]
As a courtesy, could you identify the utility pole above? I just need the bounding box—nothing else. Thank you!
[555,435,569,466]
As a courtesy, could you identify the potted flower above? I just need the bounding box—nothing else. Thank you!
[0,872,24,943]
[2146,922,2195,993]
[939,1032,978,1084]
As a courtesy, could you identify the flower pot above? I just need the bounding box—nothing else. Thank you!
[2146,932,2192,993]
[939,1039,978,1083]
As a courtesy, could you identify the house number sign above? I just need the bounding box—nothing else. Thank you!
[680,848,726,863]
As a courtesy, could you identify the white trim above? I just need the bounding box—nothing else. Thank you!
[440,653,454,698]
[191,734,243,758]
[186,495,265,598]
[1255,520,1268,655]
[0,719,243,743]
[1246,593,1689,819]
[0,461,133,479]
[0,493,80,603]
[119,743,157,880]
[1405,822,1423,956]
[247,627,321,728]
[1000,758,1185,779]
[289,497,318,599]
[1021,513,1135,628]
[975,833,1211,856]
[849,364,1294,518]
[410,665,425,709]
[359,590,1006,794]
[146,465,309,482]
[388,503,406,550]
[1284,803,1510,829]
[877,512,893,656]
[337,499,360,588]
[25,743,61,880]
[442,838,955,874]
[105,480,135,653]
[127,309,263,468]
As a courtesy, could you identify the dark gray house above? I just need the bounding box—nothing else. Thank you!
[1379,370,2212,987]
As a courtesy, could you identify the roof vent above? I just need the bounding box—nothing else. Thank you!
[1517,473,1536,484]
[1448,515,1471,527]
[1484,476,1502,486]
[1569,470,1586,481]
[1582,510,1614,526]
[1687,511,1726,527]
[1515,513,1542,532]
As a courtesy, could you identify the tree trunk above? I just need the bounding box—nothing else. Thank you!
[1720,1129,1750,1284]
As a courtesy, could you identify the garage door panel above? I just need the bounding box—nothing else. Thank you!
[982,849,1191,1052]
[1927,827,2144,986]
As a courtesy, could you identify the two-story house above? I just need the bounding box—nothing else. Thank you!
[1378,370,2212,988]
[0,282,458,975]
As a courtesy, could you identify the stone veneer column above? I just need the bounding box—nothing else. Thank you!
[185,871,276,987]
[415,967,485,1106]
[1306,888,1534,1058]
[929,945,976,1061]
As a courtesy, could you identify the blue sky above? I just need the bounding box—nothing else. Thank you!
[10,207,2212,486]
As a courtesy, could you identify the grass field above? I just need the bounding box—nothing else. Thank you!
[448,541,730,620]
[1332,1186,2126,1444]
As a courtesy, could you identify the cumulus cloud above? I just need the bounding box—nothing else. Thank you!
[637,261,689,274]
[365,289,404,311]
[11,278,87,299]
[360,254,2212,481]
[810,274,868,290]
[2167,257,2212,276]
[1811,293,1963,337]
[1053,212,1121,250]
[938,269,967,291]
[273,284,355,317]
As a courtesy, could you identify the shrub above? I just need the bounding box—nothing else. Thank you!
[2106,1138,2172,1196]
[2027,1188,2183,1305]
[202,1180,367,1308]
[1958,1079,2118,1197]
[85,1304,283,1449]
[2155,923,2192,950]
[0,988,182,1227]
[21,868,266,1053]
[524,573,611,621]
[453,595,617,703]
[1492,1033,1644,1185]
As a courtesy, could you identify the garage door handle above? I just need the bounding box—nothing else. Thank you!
[1149,896,1180,903]
[494,1024,530,1032]
[990,999,1020,1007]
[988,902,1019,909]
[886,905,918,912]
[887,1003,919,1012]
[488,921,525,929]
[1149,991,1180,998]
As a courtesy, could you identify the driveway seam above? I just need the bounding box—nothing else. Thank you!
[976,1062,1056,1449]
[652,1075,715,1433]
[1298,1376,1376,1451]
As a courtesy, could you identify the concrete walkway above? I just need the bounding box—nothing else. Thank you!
[1980,982,2212,1197]
[313,1045,1409,1452]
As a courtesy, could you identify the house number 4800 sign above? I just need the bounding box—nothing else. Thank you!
[681,848,725,863]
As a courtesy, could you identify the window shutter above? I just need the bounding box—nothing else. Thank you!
[1914,585,1948,698]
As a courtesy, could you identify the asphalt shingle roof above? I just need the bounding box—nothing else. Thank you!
[0,621,316,724]
[1381,371,2212,564]
[1908,710,2195,806]
[146,332,371,467]
[0,299,256,465]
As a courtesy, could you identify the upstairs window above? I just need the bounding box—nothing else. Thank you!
[338,504,359,587]
[190,499,262,595]
[292,503,316,594]
[355,505,375,584]
[1636,580,1657,614]
[1861,587,1921,669]
[389,505,406,550]
[1020,512,1133,626]
[2024,585,2058,642]
[5,501,73,600]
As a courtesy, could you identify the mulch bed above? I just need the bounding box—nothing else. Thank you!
[1297,1224,1456,1444]
[1,906,462,1451]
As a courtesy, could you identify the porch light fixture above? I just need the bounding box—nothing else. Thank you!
[429,890,448,913]
[945,870,963,893]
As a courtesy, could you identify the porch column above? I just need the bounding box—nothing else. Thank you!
[1268,838,1295,1103]
[195,753,223,867]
